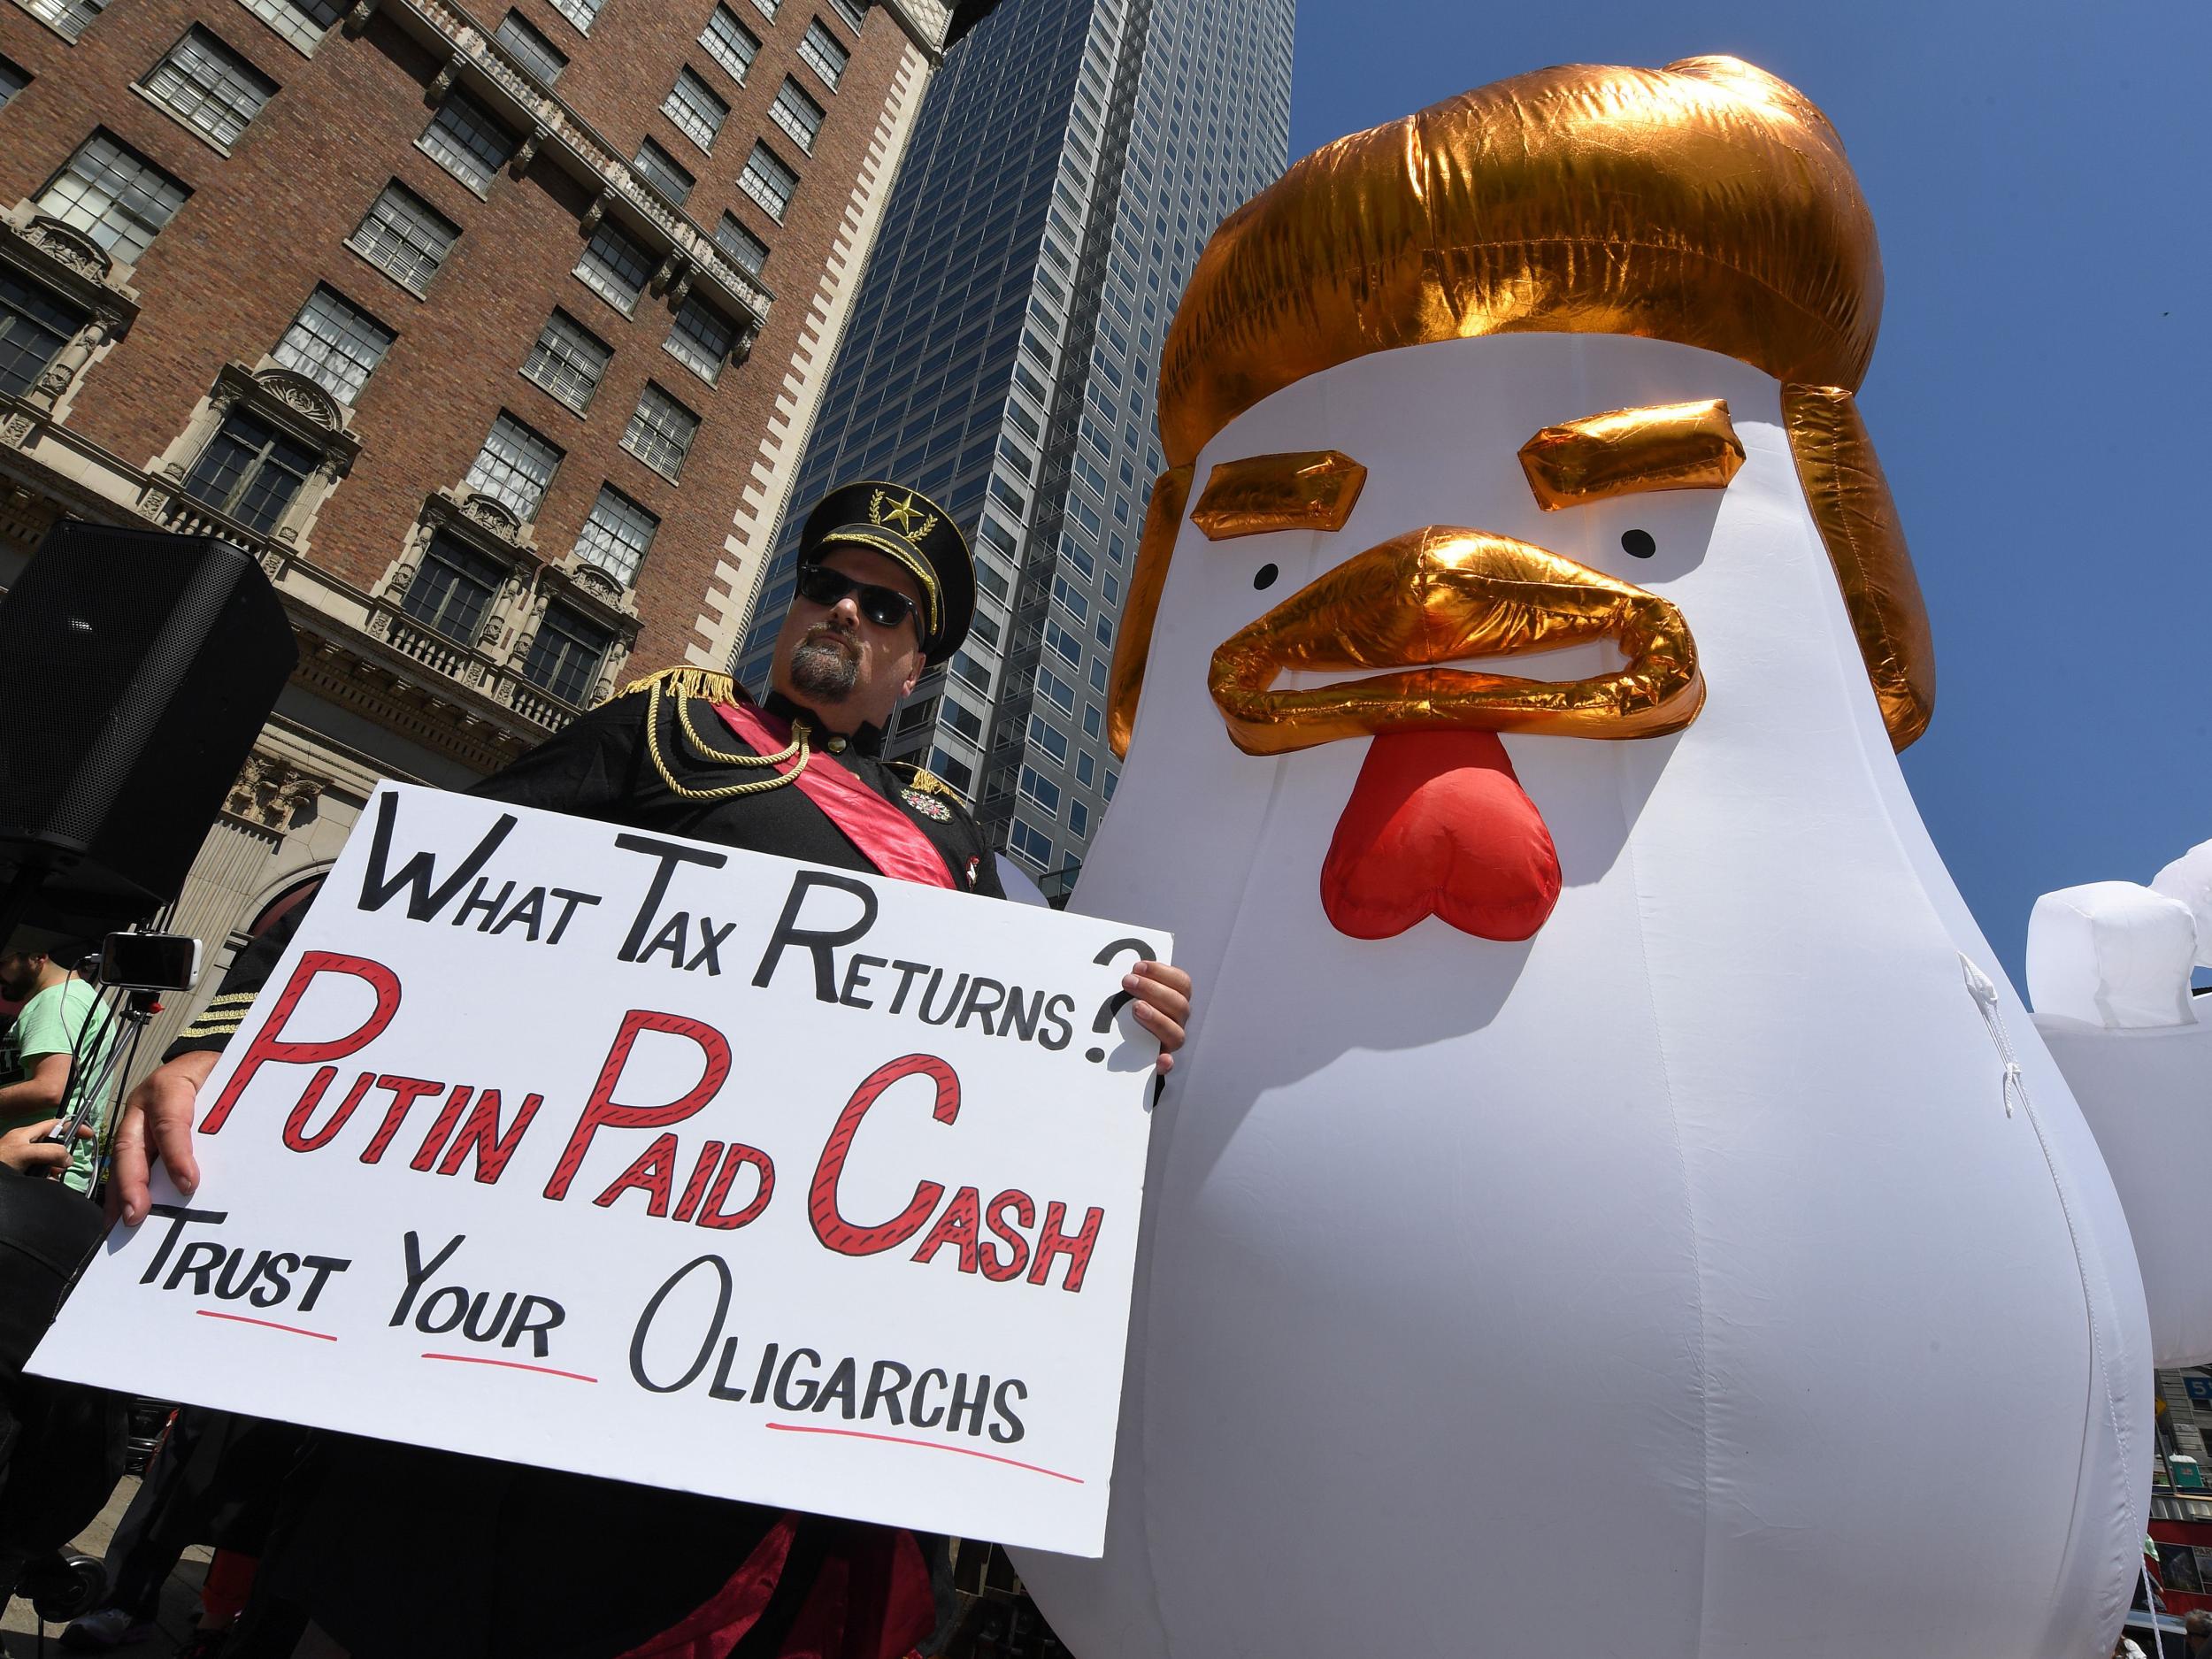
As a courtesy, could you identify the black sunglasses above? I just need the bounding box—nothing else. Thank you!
[796,563,922,634]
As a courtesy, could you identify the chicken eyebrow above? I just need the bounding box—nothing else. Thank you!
[1191,450,1368,541]
[1517,399,1746,511]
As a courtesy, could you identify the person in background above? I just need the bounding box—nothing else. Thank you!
[2185,1608,2212,1657]
[0,1118,85,1175]
[0,941,115,1193]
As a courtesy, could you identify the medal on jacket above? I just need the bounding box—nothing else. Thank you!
[902,788,953,821]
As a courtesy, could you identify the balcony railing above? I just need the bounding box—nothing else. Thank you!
[388,0,775,326]
[142,488,585,734]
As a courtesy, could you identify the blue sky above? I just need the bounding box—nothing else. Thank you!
[1282,0,2211,984]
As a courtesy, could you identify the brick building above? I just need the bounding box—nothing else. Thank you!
[0,0,971,1052]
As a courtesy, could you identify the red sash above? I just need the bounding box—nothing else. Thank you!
[613,1513,933,1659]
[708,699,956,890]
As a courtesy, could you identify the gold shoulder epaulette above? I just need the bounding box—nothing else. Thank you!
[621,665,738,705]
[892,763,964,803]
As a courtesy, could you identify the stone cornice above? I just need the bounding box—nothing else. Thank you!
[879,1,955,61]
[0,203,141,321]
[289,613,550,772]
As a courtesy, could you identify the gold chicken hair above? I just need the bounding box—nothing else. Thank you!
[1110,53,1932,759]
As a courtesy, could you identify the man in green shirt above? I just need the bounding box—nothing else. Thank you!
[0,940,116,1194]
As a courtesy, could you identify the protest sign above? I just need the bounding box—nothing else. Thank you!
[33,783,1169,1555]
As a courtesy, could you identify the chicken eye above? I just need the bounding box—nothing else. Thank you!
[1254,563,1279,590]
[1621,529,1656,559]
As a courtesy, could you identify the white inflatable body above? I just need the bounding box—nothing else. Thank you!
[2027,871,2212,1366]
[2040,1015,2212,1368]
[1016,331,2150,1658]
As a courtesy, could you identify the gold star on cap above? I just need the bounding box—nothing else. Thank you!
[869,488,937,543]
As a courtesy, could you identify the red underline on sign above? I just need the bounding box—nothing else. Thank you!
[196,1310,336,1341]
[765,1420,1085,1484]
[421,1351,599,1383]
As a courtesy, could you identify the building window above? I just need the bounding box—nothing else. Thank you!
[419,88,514,193]
[631,138,694,205]
[234,0,342,54]
[663,68,727,152]
[664,295,735,383]
[36,132,190,265]
[797,19,847,88]
[347,181,457,296]
[401,532,503,642]
[1035,665,1074,713]
[769,78,823,153]
[137,27,276,150]
[180,409,318,536]
[1013,765,1057,818]
[978,514,1017,560]
[941,695,983,743]
[713,213,767,275]
[737,142,796,222]
[273,284,394,404]
[620,382,697,482]
[826,0,866,35]
[1028,717,1068,763]
[573,219,650,314]
[748,0,780,18]
[521,309,611,412]
[18,0,104,42]
[1069,800,1089,839]
[521,603,611,704]
[0,56,27,108]
[465,411,563,520]
[0,271,86,400]
[546,0,600,30]
[572,485,657,586]
[1076,748,1095,785]
[700,6,758,83]
[493,11,566,84]
[1009,818,1052,869]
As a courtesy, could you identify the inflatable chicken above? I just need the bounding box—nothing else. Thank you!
[1013,58,2152,1659]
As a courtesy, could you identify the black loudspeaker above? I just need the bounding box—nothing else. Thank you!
[0,523,298,933]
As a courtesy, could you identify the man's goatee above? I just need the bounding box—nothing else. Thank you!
[789,636,859,701]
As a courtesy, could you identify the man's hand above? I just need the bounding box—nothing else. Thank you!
[111,1048,216,1225]
[0,1118,88,1178]
[1125,960,1194,1075]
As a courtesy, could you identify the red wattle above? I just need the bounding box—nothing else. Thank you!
[1318,730,1562,941]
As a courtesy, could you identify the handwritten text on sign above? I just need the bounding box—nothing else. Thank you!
[34,783,1168,1555]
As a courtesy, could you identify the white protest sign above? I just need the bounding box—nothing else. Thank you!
[34,783,1168,1556]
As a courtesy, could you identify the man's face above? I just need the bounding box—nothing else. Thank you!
[0,949,44,1002]
[770,546,929,735]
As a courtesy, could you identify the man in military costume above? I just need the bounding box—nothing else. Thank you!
[110,480,1193,1659]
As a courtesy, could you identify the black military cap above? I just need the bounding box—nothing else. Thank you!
[798,480,974,664]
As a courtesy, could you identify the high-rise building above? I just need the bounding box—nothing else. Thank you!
[735,0,1292,895]
[0,0,982,1058]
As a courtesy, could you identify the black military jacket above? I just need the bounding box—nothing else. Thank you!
[173,671,1002,1054]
